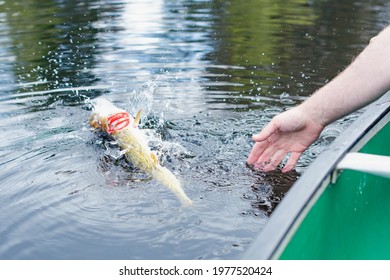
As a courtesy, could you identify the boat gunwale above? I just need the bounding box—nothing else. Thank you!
[242,90,390,260]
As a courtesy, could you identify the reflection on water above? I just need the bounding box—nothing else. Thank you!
[0,0,388,259]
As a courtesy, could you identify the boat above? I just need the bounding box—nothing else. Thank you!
[243,90,390,260]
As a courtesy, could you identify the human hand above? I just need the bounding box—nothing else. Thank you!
[247,107,324,172]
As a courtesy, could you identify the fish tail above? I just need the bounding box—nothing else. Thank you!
[154,165,192,205]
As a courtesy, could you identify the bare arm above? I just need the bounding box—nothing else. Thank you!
[301,26,390,126]
[248,25,390,172]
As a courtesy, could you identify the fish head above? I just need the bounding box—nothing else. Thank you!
[90,98,139,134]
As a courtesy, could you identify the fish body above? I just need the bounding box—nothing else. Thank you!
[89,98,192,205]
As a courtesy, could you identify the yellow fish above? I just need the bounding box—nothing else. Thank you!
[89,98,192,205]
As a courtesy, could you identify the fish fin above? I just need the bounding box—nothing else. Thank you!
[89,113,99,128]
[133,109,142,128]
[151,152,159,165]
[120,148,130,156]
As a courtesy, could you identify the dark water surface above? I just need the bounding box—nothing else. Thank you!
[0,0,388,259]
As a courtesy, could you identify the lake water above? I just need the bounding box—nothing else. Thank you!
[0,0,388,259]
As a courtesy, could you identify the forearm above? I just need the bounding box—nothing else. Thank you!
[300,25,390,126]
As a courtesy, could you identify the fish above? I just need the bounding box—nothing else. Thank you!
[89,98,192,205]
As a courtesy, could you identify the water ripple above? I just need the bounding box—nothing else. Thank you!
[0,0,386,259]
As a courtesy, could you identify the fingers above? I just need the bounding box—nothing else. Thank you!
[248,116,303,172]
[262,149,287,172]
[247,141,268,165]
[252,121,279,142]
[281,152,301,173]
[255,145,277,166]
[249,141,286,171]
[247,121,279,165]
[250,149,302,173]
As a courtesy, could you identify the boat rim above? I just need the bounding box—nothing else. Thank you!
[242,90,390,260]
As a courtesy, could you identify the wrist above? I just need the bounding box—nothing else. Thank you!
[296,101,329,128]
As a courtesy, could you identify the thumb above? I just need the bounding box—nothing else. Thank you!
[252,122,278,142]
